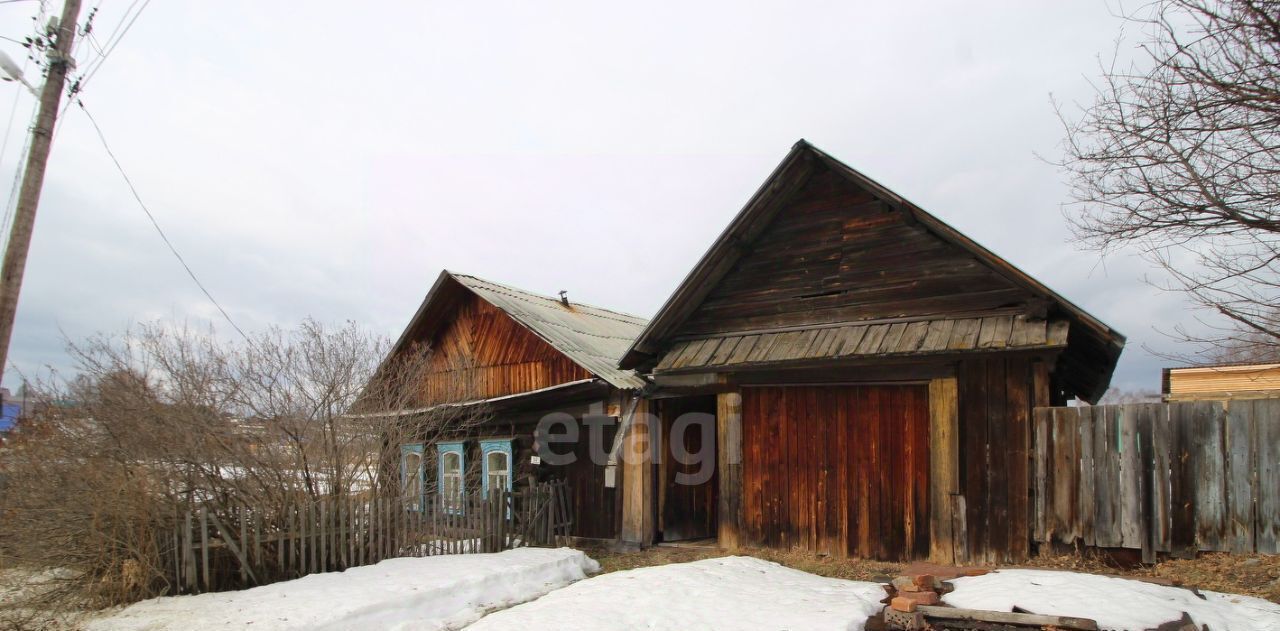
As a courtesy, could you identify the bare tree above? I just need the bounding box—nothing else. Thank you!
[1060,0,1280,357]
[0,320,486,612]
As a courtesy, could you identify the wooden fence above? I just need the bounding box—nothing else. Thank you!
[1033,399,1280,562]
[170,480,573,594]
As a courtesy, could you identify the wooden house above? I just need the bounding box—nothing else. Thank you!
[615,140,1126,563]
[386,270,648,540]
[1162,363,1280,401]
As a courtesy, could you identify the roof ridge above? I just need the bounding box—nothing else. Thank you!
[450,272,650,324]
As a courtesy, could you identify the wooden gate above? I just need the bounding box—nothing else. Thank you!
[740,384,930,560]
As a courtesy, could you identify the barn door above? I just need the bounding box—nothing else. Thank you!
[740,384,930,560]
[659,396,719,541]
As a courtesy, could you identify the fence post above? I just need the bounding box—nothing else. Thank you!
[200,506,210,592]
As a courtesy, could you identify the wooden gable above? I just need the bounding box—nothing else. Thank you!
[420,292,592,404]
[677,167,1037,338]
[624,140,1123,401]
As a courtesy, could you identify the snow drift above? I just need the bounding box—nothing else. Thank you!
[87,547,599,631]
[467,555,886,630]
[945,568,1280,631]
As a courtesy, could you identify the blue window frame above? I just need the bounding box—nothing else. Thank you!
[480,439,514,498]
[400,443,424,511]
[437,441,465,514]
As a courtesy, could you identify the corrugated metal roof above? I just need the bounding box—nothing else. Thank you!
[656,315,1069,373]
[447,273,649,389]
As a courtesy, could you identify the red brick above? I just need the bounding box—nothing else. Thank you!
[890,596,918,612]
[911,574,939,590]
[891,576,927,592]
[897,590,940,606]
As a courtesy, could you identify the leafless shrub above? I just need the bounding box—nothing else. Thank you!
[0,319,486,612]
[1060,0,1280,357]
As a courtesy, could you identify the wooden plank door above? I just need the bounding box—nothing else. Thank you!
[740,384,930,560]
[659,396,719,541]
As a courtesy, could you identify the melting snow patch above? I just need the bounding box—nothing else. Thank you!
[86,547,599,631]
[466,555,886,630]
[945,568,1280,631]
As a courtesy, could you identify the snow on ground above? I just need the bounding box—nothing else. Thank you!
[86,547,598,631]
[467,555,886,631]
[945,569,1280,631]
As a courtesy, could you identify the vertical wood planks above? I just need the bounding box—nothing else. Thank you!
[1257,399,1280,553]
[1193,402,1228,552]
[1226,399,1257,553]
[928,377,959,564]
[1050,407,1079,543]
[1118,405,1142,549]
[740,384,929,561]
[1031,399,1280,558]
[717,391,744,549]
[962,360,988,562]
[1006,357,1031,562]
[1136,403,1157,563]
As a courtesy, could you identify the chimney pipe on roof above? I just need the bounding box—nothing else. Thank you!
[559,290,569,306]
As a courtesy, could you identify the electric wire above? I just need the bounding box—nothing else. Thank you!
[75,101,250,342]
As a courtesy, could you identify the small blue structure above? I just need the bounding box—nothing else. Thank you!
[0,402,19,434]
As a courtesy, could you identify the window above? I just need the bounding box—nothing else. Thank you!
[480,439,514,498]
[401,444,424,511]
[438,441,465,514]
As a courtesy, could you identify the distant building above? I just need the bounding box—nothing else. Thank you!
[1162,362,1280,401]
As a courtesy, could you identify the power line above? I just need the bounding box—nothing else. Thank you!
[70,0,149,99]
[75,101,251,342]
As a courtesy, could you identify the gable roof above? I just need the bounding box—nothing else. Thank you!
[392,271,648,390]
[620,140,1125,403]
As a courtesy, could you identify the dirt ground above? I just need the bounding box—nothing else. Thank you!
[584,544,1280,604]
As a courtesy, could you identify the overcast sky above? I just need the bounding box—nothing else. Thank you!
[0,1,1214,393]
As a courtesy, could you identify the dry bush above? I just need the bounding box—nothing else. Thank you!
[0,319,486,612]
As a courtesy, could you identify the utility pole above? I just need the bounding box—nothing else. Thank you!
[0,0,83,383]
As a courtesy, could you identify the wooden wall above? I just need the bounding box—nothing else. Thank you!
[676,168,1035,337]
[1166,364,1280,401]
[560,419,620,539]
[953,355,1048,563]
[421,293,591,404]
[422,395,621,541]
[738,384,931,560]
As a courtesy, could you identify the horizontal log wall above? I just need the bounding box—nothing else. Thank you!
[1033,398,1280,560]
[678,168,1036,337]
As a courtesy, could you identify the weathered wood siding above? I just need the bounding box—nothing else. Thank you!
[560,420,620,539]
[740,384,930,560]
[957,356,1039,564]
[658,396,719,541]
[421,293,591,403]
[1166,364,1280,401]
[676,168,1036,338]
[1034,398,1280,559]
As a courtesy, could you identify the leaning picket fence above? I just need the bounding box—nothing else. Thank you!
[169,479,572,594]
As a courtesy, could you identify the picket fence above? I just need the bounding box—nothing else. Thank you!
[169,480,572,594]
[1033,399,1280,562]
